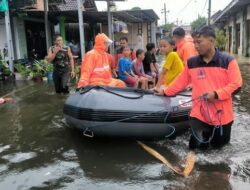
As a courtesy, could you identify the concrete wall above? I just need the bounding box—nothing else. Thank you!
[227,17,234,54]
[247,6,250,19]
[102,22,157,51]
[236,12,243,55]
[0,19,7,51]
[13,17,28,59]
[223,5,250,56]
[36,0,44,10]
[151,21,157,45]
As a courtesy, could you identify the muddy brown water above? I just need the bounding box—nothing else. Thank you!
[0,61,250,190]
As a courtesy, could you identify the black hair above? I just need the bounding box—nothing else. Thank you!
[160,37,175,46]
[173,27,186,37]
[191,30,199,38]
[122,46,130,51]
[53,34,62,41]
[120,37,128,42]
[196,26,216,39]
[146,43,155,51]
[136,49,144,57]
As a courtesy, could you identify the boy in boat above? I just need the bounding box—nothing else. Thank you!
[118,46,145,88]
[77,33,125,88]
[115,37,136,71]
[143,43,159,79]
[131,49,154,89]
[155,26,242,150]
[154,37,184,91]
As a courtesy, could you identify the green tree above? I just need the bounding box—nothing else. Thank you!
[161,23,175,36]
[131,7,141,10]
[215,29,227,51]
[191,15,207,31]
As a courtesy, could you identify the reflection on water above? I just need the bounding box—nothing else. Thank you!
[0,61,250,190]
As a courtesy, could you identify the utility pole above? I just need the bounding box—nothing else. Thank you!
[4,0,14,72]
[207,0,211,25]
[107,0,114,54]
[44,0,50,51]
[77,0,86,58]
[161,3,169,26]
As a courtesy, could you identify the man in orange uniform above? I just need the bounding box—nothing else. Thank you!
[173,27,198,66]
[77,33,126,88]
[115,37,136,70]
[156,26,242,150]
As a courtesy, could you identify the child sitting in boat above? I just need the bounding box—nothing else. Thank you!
[155,37,184,91]
[131,49,154,89]
[118,46,145,88]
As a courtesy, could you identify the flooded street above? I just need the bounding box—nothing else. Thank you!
[0,59,250,190]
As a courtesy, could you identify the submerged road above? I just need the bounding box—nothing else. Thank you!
[0,57,250,190]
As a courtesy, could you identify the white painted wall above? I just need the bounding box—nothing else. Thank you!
[247,6,250,20]
[103,22,157,52]
[0,19,7,51]
[13,17,28,59]
[236,12,243,55]
[151,21,157,45]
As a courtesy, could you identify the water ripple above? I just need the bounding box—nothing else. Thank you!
[2,152,37,164]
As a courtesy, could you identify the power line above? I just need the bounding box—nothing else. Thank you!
[201,0,208,16]
[174,0,194,17]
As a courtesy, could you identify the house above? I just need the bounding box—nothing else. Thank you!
[0,0,159,61]
[212,0,250,56]
[0,0,98,60]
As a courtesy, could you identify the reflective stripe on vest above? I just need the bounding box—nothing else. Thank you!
[93,64,110,72]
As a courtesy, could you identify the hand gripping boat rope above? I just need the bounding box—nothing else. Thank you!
[137,94,227,177]
[190,94,224,144]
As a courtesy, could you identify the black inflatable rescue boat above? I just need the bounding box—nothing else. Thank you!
[63,86,192,140]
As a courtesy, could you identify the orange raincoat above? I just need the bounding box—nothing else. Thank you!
[77,34,126,88]
[176,36,198,66]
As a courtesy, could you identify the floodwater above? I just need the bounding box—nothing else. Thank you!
[0,60,250,190]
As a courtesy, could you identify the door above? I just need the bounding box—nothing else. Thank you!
[25,21,47,59]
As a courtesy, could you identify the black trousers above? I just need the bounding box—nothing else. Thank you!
[53,70,70,94]
[189,117,233,150]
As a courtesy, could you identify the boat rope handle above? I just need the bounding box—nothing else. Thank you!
[189,95,224,144]
[78,85,145,99]
[83,128,94,138]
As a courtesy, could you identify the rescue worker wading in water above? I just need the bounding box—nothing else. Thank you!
[47,35,75,94]
[155,26,243,150]
[77,33,126,88]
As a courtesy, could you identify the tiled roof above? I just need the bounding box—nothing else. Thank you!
[49,0,97,12]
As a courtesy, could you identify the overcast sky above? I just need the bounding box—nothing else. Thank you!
[96,0,232,25]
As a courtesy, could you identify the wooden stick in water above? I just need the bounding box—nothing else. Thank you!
[137,141,195,177]
[183,151,195,177]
